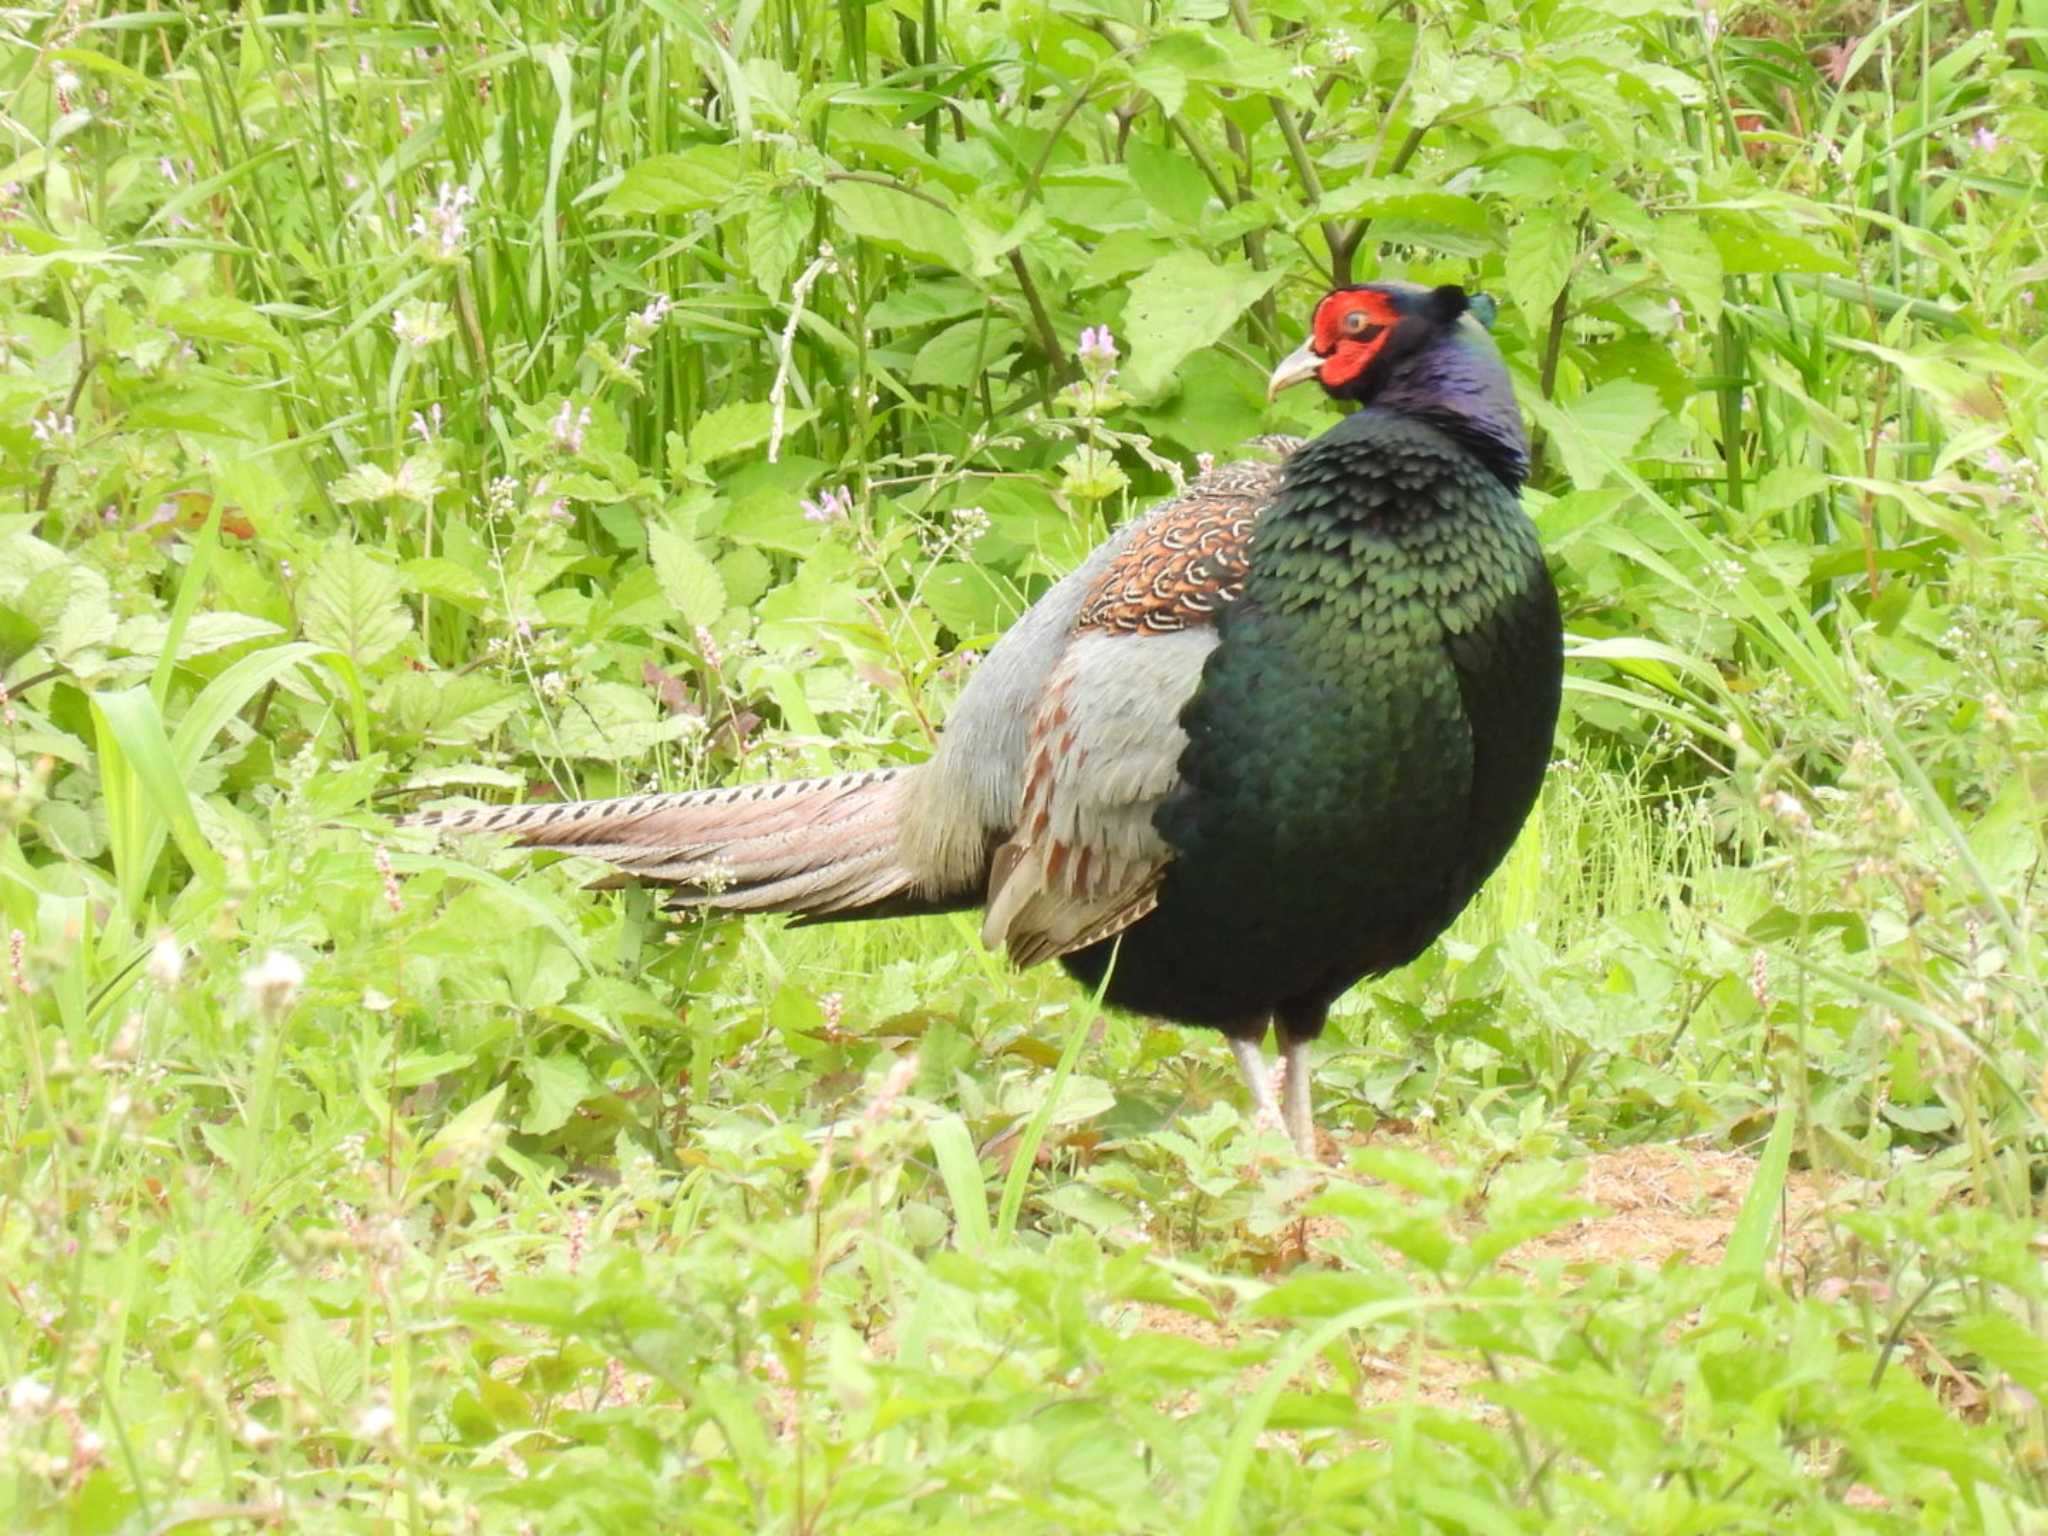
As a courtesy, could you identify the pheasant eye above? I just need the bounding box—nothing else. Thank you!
[1343,312,1386,343]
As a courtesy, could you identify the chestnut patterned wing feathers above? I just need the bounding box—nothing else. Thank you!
[981,441,1300,965]
[1073,444,1297,636]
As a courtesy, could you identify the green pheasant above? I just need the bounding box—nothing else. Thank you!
[406,282,1564,1155]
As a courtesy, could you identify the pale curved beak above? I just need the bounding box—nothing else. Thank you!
[1266,338,1324,400]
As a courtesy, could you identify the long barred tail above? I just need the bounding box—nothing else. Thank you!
[400,768,946,919]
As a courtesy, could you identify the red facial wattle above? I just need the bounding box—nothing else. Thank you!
[1310,290,1398,392]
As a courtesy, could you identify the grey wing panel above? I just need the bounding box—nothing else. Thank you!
[981,627,1217,966]
[896,527,1131,895]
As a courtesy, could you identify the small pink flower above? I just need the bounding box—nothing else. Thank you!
[1076,325,1119,373]
[800,486,854,524]
[1972,124,2003,154]
[550,400,590,456]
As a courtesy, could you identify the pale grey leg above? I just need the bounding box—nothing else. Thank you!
[1279,1033,1315,1157]
[1228,1034,1283,1134]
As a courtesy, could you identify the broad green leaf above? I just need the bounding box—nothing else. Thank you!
[551,681,698,757]
[911,316,1022,388]
[1316,178,1495,237]
[299,545,412,668]
[746,190,807,295]
[1956,1313,2048,1403]
[921,560,1011,640]
[520,1053,596,1136]
[600,146,743,217]
[160,296,289,355]
[114,611,285,661]
[825,179,970,270]
[1127,140,1211,228]
[1527,379,1664,490]
[688,400,812,465]
[648,525,727,629]
[1503,205,1574,327]
[1650,217,1724,329]
[1122,252,1281,399]
[423,1084,508,1169]
[1126,56,1186,117]
[1708,214,1851,275]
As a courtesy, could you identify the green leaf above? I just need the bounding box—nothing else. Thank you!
[1956,1312,2048,1403]
[1126,56,1185,117]
[94,685,226,914]
[1121,252,1281,399]
[601,146,743,217]
[921,560,1012,640]
[688,400,812,465]
[648,525,727,629]
[423,1084,508,1168]
[911,316,1022,389]
[1503,205,1574,328]
[825,179,970,270]
[1527,379,1664,490]
[160,296,289,355]
[1650,218,1724,329]
[1127,140,1211,228]
[1316,178,1495,237]
[926,1114,990,1254]
[1718,1107,1794,1302]
[1707,214,1851,275]
[520,1053,596,1136]
[746,190,808,295]
[299,545,412,668]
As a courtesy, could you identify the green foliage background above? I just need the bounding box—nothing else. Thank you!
[3,0,2048,1529]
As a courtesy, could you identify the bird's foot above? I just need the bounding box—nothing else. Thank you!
[1279,1035,1316,1159]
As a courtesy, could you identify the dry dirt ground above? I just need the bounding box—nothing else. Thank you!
[1122,1132,1832,1417]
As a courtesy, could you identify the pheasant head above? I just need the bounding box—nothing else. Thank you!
[1268,282,1528,486]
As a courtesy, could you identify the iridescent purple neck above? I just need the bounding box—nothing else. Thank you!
[1375,323,1529,488]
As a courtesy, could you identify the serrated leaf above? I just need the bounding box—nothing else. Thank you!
[400,555,491,607]
[1504,205,1574,328]
[957,200,1044,279]
[18,561,116,663]
[747,192,808,295]
[299,545,411,668]
[687,401,812,466]
[1122,252,1281,399]
[551,681,700,757]
[648,525,727,628]
[825,179,970,270]
[601,146,743,217]
[1956,1313,2048,1402]
[424,674,524,746]
[1316,178,1495,236]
